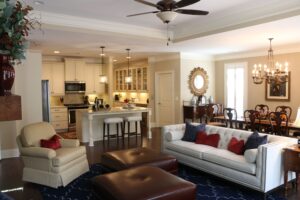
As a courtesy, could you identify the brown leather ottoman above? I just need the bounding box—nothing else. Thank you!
[91,166,196,200]
[101,147,178,174]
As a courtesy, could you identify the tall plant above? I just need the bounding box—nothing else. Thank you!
[0,0,35,63]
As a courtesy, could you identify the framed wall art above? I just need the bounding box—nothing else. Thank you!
[265,72,290,101]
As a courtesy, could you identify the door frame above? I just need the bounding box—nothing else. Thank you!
[154,70,175,126]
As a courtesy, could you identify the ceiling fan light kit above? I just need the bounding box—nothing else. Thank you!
[156,11,178,23]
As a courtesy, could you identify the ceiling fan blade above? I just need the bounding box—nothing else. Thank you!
[134,0,164,10]
[127,11,159,17]
[176,9,209,15]
[175,0,200,8]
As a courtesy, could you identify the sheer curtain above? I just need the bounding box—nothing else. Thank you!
[224,63,248,118]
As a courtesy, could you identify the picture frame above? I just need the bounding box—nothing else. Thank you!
[265,72,290,101]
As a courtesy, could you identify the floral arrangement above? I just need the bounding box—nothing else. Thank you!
[0,0,35,63]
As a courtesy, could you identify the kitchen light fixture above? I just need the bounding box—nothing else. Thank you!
[53,50,60,54]
[125,48,132,83]
[252,38,289,84]
[99,46,107,83]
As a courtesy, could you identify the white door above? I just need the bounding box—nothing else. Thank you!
[155,71,175,126]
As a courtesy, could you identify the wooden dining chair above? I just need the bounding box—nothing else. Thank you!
[206,104,227,127]
[268,111,289,136]
[255,104,270,119]
[196,105,207,123]
[275,106,292,121]
[244,110,261,132]
[223,108,238,129]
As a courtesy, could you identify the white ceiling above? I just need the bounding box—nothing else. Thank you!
[26,0,300,62]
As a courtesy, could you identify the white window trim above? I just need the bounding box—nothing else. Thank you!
[224,62,248,118]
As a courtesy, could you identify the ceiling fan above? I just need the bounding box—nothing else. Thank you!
[127,0,209,23]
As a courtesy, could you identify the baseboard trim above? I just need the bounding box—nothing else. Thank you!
[1,148,19,159]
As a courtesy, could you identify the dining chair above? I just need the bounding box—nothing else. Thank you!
[206,104,227,127]
[196,105,207,123]
[244,109,261,132]
[183,105,196,123]
[223,108,238,129]
[275,106,292,121]
[255,104,270,119]
[268,111,289,136]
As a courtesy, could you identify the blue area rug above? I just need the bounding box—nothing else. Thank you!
[39,164,286,200]
[0,192,13,200]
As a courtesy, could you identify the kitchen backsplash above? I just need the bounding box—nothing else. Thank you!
[113,92,149,104]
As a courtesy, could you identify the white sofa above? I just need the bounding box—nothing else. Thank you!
[162,124,297,193]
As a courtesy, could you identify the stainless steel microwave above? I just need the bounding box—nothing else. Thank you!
[65,81,86,93]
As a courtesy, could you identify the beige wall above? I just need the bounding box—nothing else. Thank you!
[148,54,181,124]
[180,55,215,123]
[0,51,43,159]
[215,52,300,120]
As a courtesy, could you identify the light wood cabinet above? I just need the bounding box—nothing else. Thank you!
[114,67,147,92]
[50,107,68,132]
[65,59,86,81]
[42,62,65,95]
[85,63,105,94]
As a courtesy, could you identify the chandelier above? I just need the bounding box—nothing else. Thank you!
[252,38,289,84]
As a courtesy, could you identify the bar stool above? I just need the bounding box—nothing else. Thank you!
[103,117,124,144]
[124,116,142,145]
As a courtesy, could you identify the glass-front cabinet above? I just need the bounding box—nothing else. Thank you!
[114,67,148,92]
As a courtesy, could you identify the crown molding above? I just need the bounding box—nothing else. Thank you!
[33,11,166,40]
[214,45,300,61]
[173,0,300,42]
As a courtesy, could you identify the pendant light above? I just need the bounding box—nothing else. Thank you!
[125,48,132,83]
[99,46,107,83]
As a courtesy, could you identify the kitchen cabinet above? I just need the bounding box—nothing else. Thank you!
[114,67,147,91]
[50,107,68,132]
[85,63,105,94]
[64,59,86,81]
[42,62,65,95]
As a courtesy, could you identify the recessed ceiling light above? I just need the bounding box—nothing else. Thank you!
[34,0,44,5]
[54,51,60,54]
[113,59,117,62]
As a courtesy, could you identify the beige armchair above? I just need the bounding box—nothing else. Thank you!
[16,122,89,188]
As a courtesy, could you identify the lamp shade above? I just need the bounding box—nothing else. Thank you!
[99,75,107,83]
[293,107,300,127]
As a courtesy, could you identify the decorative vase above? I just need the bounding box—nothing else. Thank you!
[0,55,15,96]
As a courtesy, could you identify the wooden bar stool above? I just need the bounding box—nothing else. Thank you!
[124,116,142,145]
[103,117,124,145]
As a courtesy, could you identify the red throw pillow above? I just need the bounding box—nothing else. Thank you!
[195,132,220,148]
[228,137,245,155]
[195,131,207,144]
[40,135,61,150]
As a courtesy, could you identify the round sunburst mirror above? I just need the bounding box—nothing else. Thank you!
[188,67,209,96]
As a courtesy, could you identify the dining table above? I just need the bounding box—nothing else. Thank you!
[214,116,300,131]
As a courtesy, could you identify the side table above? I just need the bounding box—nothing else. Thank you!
[284,144,300,190]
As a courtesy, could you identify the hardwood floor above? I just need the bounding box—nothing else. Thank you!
[0,128,299,200]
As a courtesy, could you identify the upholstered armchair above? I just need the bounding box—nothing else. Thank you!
[16,122,89,188]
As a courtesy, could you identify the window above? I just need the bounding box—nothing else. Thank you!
[224,62,248,118]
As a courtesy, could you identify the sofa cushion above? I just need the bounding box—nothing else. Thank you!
[165,140,216,159]
[21,122,56,147]
[195,132,220,148]
[52,146,86,167]
[244,149,258,163]
[244,131,267,152]
[203,148,256,175]
[227,137,244,155]
[165,130,184,142]
[182,122,206,142]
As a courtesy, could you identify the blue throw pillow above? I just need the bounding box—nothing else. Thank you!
[244,131,267,152]
[182,122,206,142]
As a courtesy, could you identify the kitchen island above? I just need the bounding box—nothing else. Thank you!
[76,107,151,146]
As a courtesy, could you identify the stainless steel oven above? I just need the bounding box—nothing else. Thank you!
[66,104,89,131]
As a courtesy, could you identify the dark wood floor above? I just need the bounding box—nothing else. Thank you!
[0,128,299,200]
